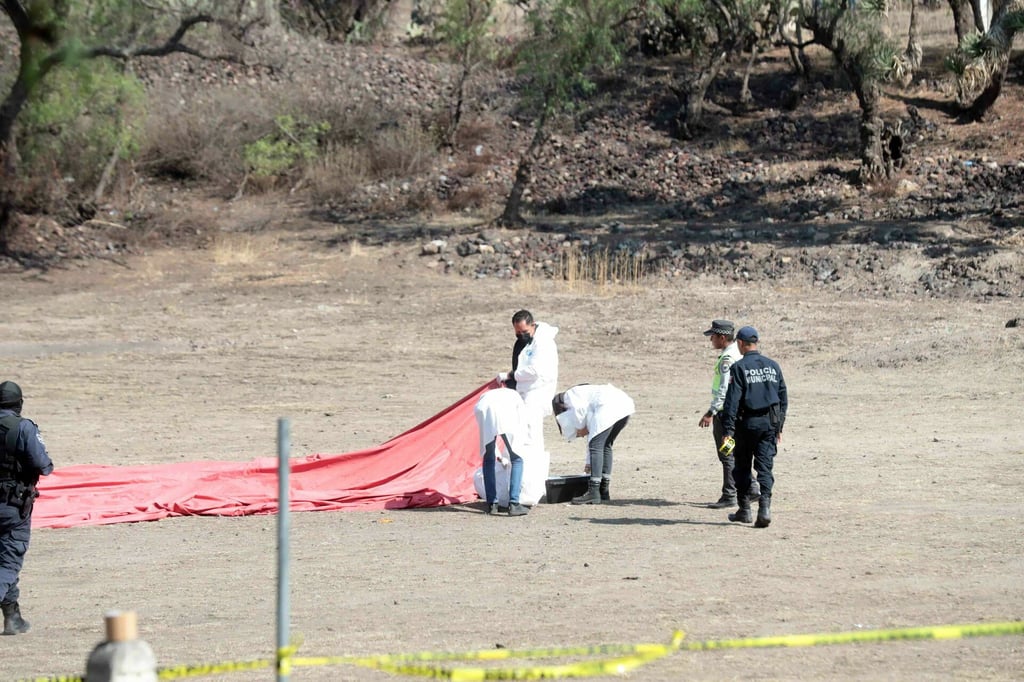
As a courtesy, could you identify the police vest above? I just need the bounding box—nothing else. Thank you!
[0,414,25,481]
[712,355,727,393]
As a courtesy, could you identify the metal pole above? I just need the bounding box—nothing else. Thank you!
[276,418,291,682]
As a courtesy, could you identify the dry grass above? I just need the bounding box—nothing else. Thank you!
[368,121,436,179]
[348,239,367,258]
[140,82,441,202]
[139,86,272,186]
[211,233,279,265]
[447,185,492,211]
[549,245,647,294]
[708,135,751,155]
[305,144,369,204]
[451,115,505,154]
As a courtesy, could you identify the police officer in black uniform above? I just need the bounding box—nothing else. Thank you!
[719,327,787,529]
[0,380,53,635]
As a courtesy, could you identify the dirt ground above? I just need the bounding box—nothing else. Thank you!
[2,222,1023,681]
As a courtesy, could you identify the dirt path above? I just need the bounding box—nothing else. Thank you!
[2,229,1023,680]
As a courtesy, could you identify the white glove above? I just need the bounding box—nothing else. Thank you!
[495,372,508,385]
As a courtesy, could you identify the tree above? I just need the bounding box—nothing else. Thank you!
[946,0,1024,120]
[433,0,498,148]
[498,0,634,225]
[786,0,900,182]
[649,0,772,138]
[278,0,393,42]
[0,0,257,252]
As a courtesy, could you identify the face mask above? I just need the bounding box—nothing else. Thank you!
[516,332,533,343]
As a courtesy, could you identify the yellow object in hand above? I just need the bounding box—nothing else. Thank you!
[719,436,736,457]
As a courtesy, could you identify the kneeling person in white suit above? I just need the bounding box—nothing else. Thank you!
[474,388,532,516]
[552,384,635,505]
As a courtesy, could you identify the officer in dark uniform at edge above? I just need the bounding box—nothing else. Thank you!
[0,380,53,635]
[719,327,787,529]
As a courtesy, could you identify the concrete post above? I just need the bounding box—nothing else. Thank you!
[85,611,157,682]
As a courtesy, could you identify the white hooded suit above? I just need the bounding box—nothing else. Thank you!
[472,388,549,506]
[511,321,559,452]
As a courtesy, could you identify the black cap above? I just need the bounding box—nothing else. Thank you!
[703,319,735,336]
[0,380,23,408]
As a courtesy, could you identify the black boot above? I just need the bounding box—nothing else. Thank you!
[572,481,602,505]
[728,498,752,523]
[599,478,611,501]
[2,601,30,635]
[754,495,772,528]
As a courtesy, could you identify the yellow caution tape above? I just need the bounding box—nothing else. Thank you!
[17,621,1024,682]
[157,659,271,679]
[342,634,685,663]
[680,620,1024,651]
[328,631,686,681]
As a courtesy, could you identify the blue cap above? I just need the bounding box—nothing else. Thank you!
[736,326,759,342]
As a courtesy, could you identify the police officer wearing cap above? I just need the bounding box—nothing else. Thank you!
[697,319,755,508]
[719,327,787,528]
[0,380,53,635]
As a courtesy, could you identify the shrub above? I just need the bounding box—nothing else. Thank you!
[243,114,330,181]
[16,59,145,215]
[138,86,272,187]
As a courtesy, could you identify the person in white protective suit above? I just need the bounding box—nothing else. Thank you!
[496,309,559,454]
[552,383,635,505]
[472,388,548,515]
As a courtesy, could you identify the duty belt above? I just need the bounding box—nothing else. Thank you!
[743,407,771,417]
[0,480,37,507]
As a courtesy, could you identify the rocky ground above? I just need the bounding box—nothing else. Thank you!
[3,12,1023,299]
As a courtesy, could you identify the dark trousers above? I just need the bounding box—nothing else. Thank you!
[712,414,736,498]
[0,504,31,604]
[588,416,629,483]
[732,416,776,504]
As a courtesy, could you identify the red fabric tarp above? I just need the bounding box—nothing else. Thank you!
[33,382,493,529]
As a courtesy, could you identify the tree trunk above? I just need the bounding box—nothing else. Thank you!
[444,55,472,149]
[0,146,13,253]
[784,24,811,110]
[905,0,922,70]
[802,5,892,183]
[499,104,550,227]
[964,60,1008,121]
[855,81,887,182]
[0,76,32,251]
[739,43,758,104]
[958,0,1022,119]
[947,0,977,43]
[674,49,729,138]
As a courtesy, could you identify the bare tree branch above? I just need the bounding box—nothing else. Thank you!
[82,14,242,62]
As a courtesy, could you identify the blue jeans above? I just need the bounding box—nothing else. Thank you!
[482,434,524,505]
